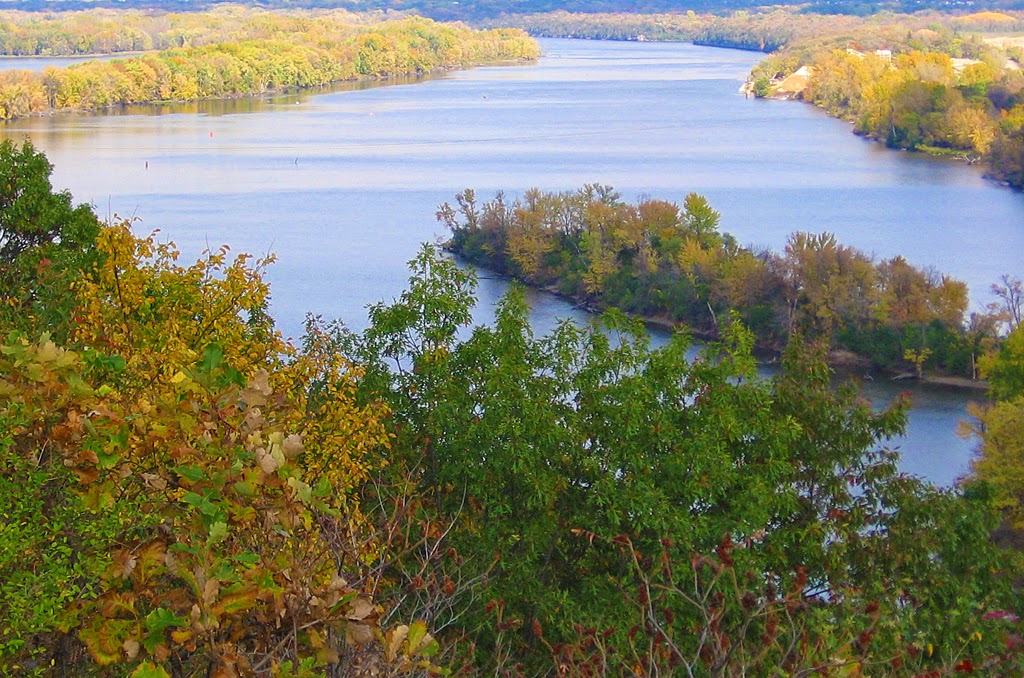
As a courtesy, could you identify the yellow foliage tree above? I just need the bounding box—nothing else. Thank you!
[966,398,1024,527]
[1,223,435,675]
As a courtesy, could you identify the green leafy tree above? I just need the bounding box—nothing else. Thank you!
[0,139,100,340]
[344,245,1024,674]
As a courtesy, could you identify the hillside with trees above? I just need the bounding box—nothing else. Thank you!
[4,142,1024,675]
[715,9,1024,189]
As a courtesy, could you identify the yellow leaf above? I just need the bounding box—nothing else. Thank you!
[386,624,410,662]
[211,588,258,617]
[170,630,193,644]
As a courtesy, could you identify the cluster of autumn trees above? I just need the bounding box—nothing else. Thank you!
[442,185,995,377]
[737,10,1024,187]
[0,5,519,57]
[0,11,538,119]
[967,295,1024,544]
[801,48,1007,157]
[5,142,1024,675]
[0,6,289,56]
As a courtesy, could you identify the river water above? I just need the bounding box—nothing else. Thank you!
[3,38,1018,486]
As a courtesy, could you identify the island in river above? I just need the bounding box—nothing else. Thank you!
[440,185,999,387]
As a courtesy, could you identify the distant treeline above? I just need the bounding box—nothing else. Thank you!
[0,12,538,118]
[0,6,416,56]
[2,0,1023,20]
[479,9,790,50]
[494,9,1024,53]
[442,185,1009,378]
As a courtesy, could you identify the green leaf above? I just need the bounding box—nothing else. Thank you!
[97,449,120,470]
[131,661,171,678]
[181,491,218,516]
[175,465,205,483]
[287,477,313,504]
[144,608,186,634]
[207,521,228,544]
[198,344,224,374]
[233,552,260,566]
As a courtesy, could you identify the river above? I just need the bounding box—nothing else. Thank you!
[3,38,1017,486]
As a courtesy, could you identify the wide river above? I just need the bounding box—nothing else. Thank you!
[3,38,1020,486]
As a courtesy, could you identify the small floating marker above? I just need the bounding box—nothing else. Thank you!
[209,131,214,138]
[145,161,148,169]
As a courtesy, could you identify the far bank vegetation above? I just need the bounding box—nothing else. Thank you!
[0,8,539,118]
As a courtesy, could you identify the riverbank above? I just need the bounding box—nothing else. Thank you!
[0,16,539,120]
[450,248,992,397]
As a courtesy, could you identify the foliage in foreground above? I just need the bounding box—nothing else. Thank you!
[966,308,1024,537]
[0,138,101,342]
[2,142,1024,674]
[0,223,455,675]
[334,245,1024,675]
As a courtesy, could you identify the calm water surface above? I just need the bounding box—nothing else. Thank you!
[4,39,1014,486]
[0,53,129,71]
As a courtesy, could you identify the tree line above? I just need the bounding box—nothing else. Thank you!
[440,185,1012,380]
[0,12,538,119]
[3,146,1024,674]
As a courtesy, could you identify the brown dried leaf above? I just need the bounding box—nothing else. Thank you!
[141,473,167,491]
[386,624,410,662]
[346,622,374,647]
[255,448,277,474]
[282,433,303,458]
[347,596,376,621]
[203,578,220,606]
[109,550,137,580]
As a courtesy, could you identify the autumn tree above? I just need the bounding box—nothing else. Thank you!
[0,223,440,675]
